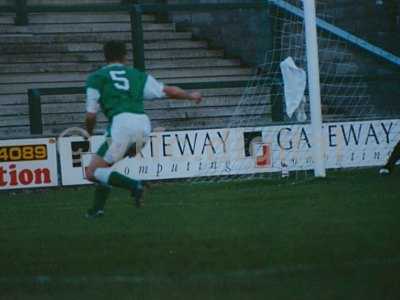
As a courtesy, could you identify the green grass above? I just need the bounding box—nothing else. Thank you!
[1,169,399,299]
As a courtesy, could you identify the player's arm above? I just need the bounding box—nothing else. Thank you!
[163,86,202,104]
[85,86,101,136]
[85,112,97,136]
[144,75,202,103]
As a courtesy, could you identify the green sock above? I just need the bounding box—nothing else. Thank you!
[108,171,140,191]
[92,185,111,211]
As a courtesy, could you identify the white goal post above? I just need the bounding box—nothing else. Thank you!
[303,0,326,177]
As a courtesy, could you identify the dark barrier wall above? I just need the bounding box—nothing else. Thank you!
[166,0,272,67]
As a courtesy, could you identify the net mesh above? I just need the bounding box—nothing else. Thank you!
[189,0,399,183]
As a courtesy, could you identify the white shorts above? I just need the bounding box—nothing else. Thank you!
[101,113,151,164]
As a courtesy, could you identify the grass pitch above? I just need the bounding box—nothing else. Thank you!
[0,169,399,299]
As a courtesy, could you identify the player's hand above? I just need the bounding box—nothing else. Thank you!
[189,91,202,104]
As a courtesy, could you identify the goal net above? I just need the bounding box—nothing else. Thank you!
[188,0,400,183]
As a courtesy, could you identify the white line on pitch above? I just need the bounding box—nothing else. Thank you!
[1,256,400,285]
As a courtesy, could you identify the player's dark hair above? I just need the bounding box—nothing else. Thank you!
[103,40,127,63]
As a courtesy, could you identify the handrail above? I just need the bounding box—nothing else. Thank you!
[269,0,400,67]
[27,80,251,135]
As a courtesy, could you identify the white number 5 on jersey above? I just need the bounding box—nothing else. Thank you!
[110,70,130,91]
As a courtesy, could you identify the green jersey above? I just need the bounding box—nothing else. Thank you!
[86,64,148,121]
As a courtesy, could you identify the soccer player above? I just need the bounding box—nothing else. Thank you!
[379,139,400,176]
[84,40,202,218]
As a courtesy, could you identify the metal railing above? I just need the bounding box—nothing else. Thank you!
[27,80,251,135]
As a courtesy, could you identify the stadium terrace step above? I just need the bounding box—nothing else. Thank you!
[0,31,193,43]
[41,105,270,125]
[28,87,256,105]
[0,22,175,34]
[70,40,209,51]
[330,63,359,75]
[0,8,266,139]
[0,116,29,127]
[0,96,269,120]
[153,68,254,81]
[0,49,225,63]
[0,0,122,4]
[0,94,28,105]
[148,58,238,70]
[0,15,14,25]
[0,13,156,25]
[318,46,354,62]
[0,101,270,128]
[0,88,265,118]
[0,76,253,96]
[282,33,349,54]
[0,59,242,74]
[0,40,210,55]
[0,68,254,84]
[37,95,269,114]
[0,82,86,96]
[26,13,155,24]
[12,114,267,137]
[0,105,28,116]
[146,49,225,60]
[0,127,32,139]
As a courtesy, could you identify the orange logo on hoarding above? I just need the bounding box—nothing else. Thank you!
[255,143,272,168]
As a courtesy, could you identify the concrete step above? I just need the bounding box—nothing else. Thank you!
[41,87,256,103]
[0,86,254,105]
[0,103,270,127]
[0,13,156,25]
[0,58,242,74]
[319,61,359,76]
[0,116,29,127]
[0,15,14,25]
[0,67,253,85]
[0,76,253,95]
[0,31,193,44]
[0,22,175,34]
[0,94,269,117]
[0,113,273,138]
[0,95,28,105]
[0,105,27,116]
[153,68,254,81]
[151,58,242,70]
[0,114,271,138]
[0,40,209,54]
[0,66,253,84]
[24,13,155,24]
[0,0,122,5]
[146,49,224,60]
[282,33,349,54]
[0,127,32,139]
[0,49,225,63]
[40,105,270,125]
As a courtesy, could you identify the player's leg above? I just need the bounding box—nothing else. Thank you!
[85,154,112,218]
[380,140,400,175]
[85,142,143,193]
[86,185,111,218]
[86,114,150,206]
